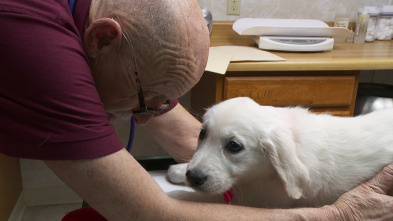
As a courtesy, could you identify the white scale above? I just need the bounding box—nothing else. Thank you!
[233,18,350,52]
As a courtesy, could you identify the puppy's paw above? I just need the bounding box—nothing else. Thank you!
[167,163,188,184]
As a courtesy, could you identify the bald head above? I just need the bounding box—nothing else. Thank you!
[84,0,209,115]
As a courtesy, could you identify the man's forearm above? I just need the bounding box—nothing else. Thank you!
[168,199,336,221]
[45,148,342,220]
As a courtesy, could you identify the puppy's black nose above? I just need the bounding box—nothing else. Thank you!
[186,169,207,187]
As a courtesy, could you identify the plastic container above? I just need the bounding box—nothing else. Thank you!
[358,6,381,42]
[346,11,358,42]
[354,9,370,44]
[375,5,393,40]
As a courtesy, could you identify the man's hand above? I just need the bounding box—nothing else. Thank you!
[330,163,393,221]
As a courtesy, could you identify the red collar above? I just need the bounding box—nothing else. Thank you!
[223,189,233,203]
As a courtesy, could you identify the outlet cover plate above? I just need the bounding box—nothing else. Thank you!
[227,0,240,15]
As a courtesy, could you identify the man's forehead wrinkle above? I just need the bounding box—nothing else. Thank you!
[132,35,198,98]
[148,55,197,95]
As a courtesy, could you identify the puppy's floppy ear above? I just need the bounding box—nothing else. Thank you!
[84,18,122,58]
[262,129,310,199]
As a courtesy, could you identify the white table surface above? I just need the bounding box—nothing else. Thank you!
[148,170,194,193]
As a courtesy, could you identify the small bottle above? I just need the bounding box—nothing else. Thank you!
[354,9,370,44]
[334,8,350,28]
[334,8,350,42]
[362,6,381,42]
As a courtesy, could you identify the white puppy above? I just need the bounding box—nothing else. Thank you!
[167,97,393,208]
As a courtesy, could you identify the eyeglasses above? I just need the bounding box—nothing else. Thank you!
[117,16,171,116]
[132,70,171,115]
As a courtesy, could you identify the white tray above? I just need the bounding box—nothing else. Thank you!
[233,18,350,37]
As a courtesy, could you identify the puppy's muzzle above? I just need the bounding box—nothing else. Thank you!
[186,169,207,187]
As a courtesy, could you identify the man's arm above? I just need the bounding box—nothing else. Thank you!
[44,148,326,220]
[45,148,393,221]
[142,104,201,163]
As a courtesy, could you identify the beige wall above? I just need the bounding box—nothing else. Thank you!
[198,0,392,22]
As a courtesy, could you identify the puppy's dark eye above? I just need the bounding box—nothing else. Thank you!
[226,141,244,153]
[199,129,206,140]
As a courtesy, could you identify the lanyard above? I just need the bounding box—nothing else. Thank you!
[68,0,76,14]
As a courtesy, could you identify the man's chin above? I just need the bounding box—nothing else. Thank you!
[107,111,132,121]
[133,114,154,125]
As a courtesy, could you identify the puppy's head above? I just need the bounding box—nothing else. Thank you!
[186,97,310,199]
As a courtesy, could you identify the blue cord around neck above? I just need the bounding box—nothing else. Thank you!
[68,0,76,14]
[126,117,136,152]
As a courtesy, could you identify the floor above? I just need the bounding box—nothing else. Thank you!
[17,171,183,220]
[20,203,82,221]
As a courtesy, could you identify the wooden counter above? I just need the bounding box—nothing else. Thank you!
[191,21,393,117]
[210,21,393,71]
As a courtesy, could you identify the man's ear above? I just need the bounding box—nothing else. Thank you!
[84,18,122,58]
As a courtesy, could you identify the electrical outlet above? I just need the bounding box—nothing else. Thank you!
[227,0,240,15]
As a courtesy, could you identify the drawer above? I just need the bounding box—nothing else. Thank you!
[224,75,357,108]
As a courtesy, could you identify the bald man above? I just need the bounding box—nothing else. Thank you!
[1,0,393,220]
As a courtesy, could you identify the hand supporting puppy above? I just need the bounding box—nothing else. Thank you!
[328,163,393,221]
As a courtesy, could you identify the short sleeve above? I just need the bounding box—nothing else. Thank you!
[0,0,123,160]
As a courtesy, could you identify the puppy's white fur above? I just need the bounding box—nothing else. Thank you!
[168,97,393,208]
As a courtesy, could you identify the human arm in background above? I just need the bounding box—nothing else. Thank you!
[143,103,201,163]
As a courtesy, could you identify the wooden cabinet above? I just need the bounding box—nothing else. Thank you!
[191,70,359,117]
[188,21,393,118]
[0,154,22,220]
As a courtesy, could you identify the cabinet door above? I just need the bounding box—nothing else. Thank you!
[0,154,22,220]
[224,75,358,116]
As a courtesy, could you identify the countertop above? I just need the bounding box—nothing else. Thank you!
[211,21,393,72]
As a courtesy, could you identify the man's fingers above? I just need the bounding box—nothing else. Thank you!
[364,163,393,194]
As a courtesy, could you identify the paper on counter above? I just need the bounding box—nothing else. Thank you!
[205,46,286,74]
[205,48,233,75]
